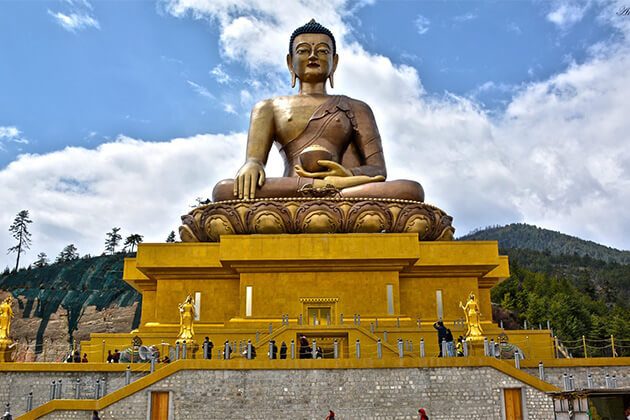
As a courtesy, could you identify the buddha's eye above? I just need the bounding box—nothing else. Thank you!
[317,49,330,55]
[296,48,309,55]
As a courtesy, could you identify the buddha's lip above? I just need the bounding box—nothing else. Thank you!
[307,63,320,67]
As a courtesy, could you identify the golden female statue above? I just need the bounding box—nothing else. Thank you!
[177,295,195,342]
[460,292,483,339]
[0,296,14,340]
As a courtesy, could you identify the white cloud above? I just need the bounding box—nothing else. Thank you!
[414,14,430,35]
[0,134,249,268]
[0,127,20,139]
[223,103,237,114]
[48,0,99,32]
[0,126,28,145]
[186,80,215,100]
[48,10,100,32]
[546,0,590,29]
[453,13,477,23]
[507,22,522,35]
[210,64,232,84]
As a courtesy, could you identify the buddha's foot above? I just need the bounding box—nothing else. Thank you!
[179,197,454,242]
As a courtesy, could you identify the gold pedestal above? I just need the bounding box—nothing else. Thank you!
[82,234,555,362]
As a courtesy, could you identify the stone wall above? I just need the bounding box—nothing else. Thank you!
[0,368,147,418]
[30,367,555,420]
[523,365,630,389]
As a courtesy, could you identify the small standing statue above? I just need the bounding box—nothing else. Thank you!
[177,295,195,342]
[0,296,14,340]
[0,296,16,362]
[460,292,484,340]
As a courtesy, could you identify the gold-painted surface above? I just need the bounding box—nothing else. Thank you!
[460,292,484,340]
[180,198,453,242]
[177,295,195,342]
[84,236,552,363]
[0,295,14,340]
[0,296,15,362]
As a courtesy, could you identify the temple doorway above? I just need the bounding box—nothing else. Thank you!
[307,306,331,325]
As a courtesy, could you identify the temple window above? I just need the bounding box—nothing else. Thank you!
[194,291,201,321]
[436,290,443,320]
[245,286,253,317]
[386,284,394,315]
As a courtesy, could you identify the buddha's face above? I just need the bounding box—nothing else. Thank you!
[288,33,338,84]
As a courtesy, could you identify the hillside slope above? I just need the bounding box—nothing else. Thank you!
[460,223,630,264]
[0,254,140,359]
[462,223,629,356]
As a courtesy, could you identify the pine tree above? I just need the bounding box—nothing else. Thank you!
[33,252,49,268]
[7,209,33,271]
[166,231,176,243]
[56,244,79,263]
[123,234,144,253]
[104,227,122,254]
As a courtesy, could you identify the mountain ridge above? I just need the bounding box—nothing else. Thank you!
[459,223,630,265]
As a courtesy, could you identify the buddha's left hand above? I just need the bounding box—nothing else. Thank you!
[294,160,352,178]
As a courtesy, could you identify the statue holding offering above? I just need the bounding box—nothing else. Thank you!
[460,292,484,339]
[180,20,454,242]
[177,295,195,342]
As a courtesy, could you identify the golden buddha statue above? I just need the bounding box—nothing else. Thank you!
[212,19,424,202]
[177,295,195,342]
[0,296,14,340]
[460,292,484,340]
[180,20,454,242]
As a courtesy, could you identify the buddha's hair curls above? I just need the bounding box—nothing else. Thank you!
[289,19,336,55]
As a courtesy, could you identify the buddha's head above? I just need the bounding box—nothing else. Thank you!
[287,19,339,88]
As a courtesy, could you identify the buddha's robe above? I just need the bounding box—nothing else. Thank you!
[213,95,424,202]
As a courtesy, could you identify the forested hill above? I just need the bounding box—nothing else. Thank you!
[461,223,629,356]
[0,254,140,353]
[459,223,630,264]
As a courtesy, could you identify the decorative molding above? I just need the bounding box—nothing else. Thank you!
[299,297,339,304]
[180,197,454,242]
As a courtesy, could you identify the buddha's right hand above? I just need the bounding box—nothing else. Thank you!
[313,175,385,190]
[234,160,266,199]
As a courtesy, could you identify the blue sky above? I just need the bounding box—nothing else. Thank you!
[1,0,629,267]
[0,0,616,164]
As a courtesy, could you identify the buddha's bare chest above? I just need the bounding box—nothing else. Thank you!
[272,97,349,146]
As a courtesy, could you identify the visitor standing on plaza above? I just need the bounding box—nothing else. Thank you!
[91,410,101,420]
[445,328,454,357]
[299,335,310,359]
[433,321,447,357]
[270,340,278,359]
[325,410,335,419]
[456,336,465,357]
[203,336,214,359]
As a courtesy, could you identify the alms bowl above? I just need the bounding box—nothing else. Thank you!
[299,145,334,173]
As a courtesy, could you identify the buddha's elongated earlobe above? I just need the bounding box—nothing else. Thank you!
[291,72,296,88]
[329,54,338,89]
